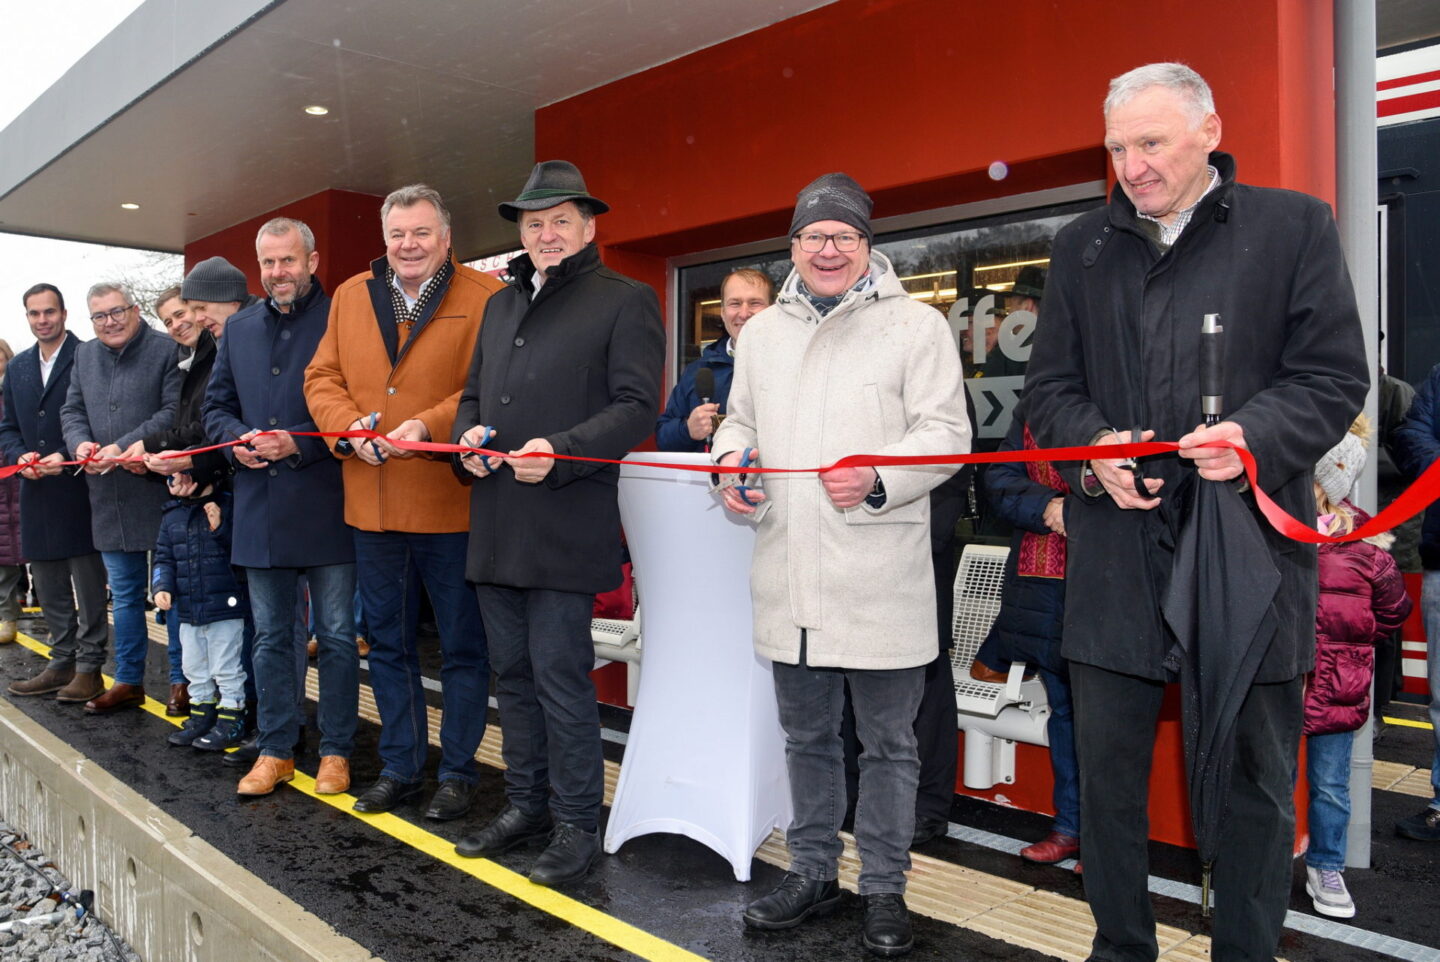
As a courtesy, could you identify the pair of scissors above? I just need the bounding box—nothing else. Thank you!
[461,425,498,474]
[365,411,387,464]
[734,447,760,506]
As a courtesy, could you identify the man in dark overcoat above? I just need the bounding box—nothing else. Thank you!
[0,284,108,703]
[1024,63,1367,961]
[451,160,664,886]
[204,217,356,799]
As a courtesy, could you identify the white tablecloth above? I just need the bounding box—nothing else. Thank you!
[603,452,792,881]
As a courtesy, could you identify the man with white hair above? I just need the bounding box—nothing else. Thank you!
[1024,63,1367,960]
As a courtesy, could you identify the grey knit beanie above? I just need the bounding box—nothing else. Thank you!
[1315,430,1366,505]
[182,256,249,303]
[789,172,873,242]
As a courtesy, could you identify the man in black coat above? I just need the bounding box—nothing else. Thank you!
[1024,63,1367,961]
[0,284,108,703]
[451,160,664,886]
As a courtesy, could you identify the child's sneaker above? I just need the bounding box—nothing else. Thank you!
[168,702,218,747]
[1305,865,1356,918]
[194,707,246,752]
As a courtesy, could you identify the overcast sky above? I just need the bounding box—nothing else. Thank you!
[0,0,175,355]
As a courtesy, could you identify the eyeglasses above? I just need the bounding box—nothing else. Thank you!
[794,231,865,253]
[89,305,134,325]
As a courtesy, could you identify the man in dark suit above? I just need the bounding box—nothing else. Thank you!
[451,160,664,886]
[0,284,108,703]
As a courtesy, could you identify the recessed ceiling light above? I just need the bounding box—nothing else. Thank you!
[120,202,140,210]
[303,104,329,116]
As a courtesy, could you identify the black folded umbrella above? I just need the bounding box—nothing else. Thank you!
[1161,473,1281,914]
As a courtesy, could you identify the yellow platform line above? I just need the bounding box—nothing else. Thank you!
[11,629,704,962]
[1383,715,1434,731]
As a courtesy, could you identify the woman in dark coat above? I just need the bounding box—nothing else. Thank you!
[0,340,26,644]
[973,410,1079,866]
[141,288,234,715]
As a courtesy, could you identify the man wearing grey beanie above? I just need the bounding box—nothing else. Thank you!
[716,171,970,957]
[182,256,258,341]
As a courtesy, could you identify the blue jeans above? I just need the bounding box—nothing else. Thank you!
[355,530,489,785]
[1039,666,1080,839]
[101,551,150,686]
[772,635,924,896]
[246,564,357,759]
[1305,729,1354,871]
[1421,572,1440,810]
[180,618,247,708]
[475,585,600,830]
[163,609,186,685]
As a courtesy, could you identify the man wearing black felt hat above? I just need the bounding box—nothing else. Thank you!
[451,160,664,886]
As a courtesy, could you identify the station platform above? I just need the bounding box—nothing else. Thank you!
[0,611,1436,962]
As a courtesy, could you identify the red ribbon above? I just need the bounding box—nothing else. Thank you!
[12,433,1431,546]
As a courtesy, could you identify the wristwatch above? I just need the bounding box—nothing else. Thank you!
[864,473,887,508]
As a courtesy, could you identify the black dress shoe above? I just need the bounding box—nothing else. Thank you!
[222,735,261,768]
[221,725,304,767]
[742,872,840,930]
[424,781,478,821]
[353,777,425,814]
[455,804,553,858]
[911,815,949,848]
[861,893,913,957]
[528,822,600,887]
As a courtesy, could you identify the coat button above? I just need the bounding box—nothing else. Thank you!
[500,394,511,405]
[271,366,281,375]
[37,441,46,449]
[110,403,118,410]
[268,468,278,477]
[268,417,278,426]
[281,330,292,340]
[514,337,525,347]
[37,410,44,417]
[387,387,396,395]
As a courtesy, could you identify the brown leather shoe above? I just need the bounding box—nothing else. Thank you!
[9,667,74,696]
[84,683,146,714]
[356,635,371,658]
[314,755,351,795]
[307,638,318,658]
[165,682,190,717]
[237,756,295,796]
[55,671,105,703]
[969,661,1010,684]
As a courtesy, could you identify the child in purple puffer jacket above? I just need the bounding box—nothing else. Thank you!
[1303,416,1412,920]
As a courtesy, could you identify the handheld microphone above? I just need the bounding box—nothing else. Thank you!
[1200,313,1223,427]
[695,367,715,406]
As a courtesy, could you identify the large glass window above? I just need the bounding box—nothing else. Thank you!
[673,197,1101,444]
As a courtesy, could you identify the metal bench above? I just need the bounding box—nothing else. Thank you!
[948,543,1051,789]
[592,588,642,705]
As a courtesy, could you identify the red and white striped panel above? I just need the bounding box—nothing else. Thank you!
[1378,44,1440,127]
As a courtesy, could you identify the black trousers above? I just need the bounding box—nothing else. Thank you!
[1071,662,1302,962]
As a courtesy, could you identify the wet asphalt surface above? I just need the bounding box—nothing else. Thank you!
[0,612,1437,962]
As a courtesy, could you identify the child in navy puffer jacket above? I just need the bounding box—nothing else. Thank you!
[1303,417,1412,920]
[152,484,248,751]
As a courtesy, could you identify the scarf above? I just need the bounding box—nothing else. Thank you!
[387,252,455,326]
[1016,424,1069,579]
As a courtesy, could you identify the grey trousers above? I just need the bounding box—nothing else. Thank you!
[773,635,924,895]
[0,565,23,622]
[31,553,109,674]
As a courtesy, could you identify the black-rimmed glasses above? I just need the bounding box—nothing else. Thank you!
[89,305,135,325]
[793,231,865,253]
